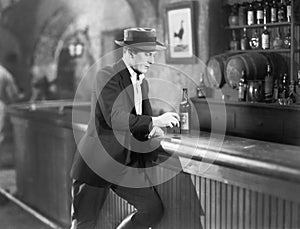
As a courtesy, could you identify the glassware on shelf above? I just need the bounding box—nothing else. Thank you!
[230,30,240,50]
[272,28,283,49]
[238,70,247,102]
[271,0,278,23]
[238,2,247,25]
[256,0,264,24]
[278,0,287,22]
[249,30,260,49]
[264,64,273,102]
[228,4,239,26]
[247,1,255,25]
[240,27,249,50]
[263,0,271,24]
[286,0,292,22]
[283,28,291,49]
[247,80,264,102]
[261,26,270,50]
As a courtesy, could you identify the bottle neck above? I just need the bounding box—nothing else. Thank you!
[182,90,188,101]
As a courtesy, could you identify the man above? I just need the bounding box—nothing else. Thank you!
[70,28,180,229]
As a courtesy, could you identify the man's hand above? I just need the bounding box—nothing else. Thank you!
[152,112,180,128]
[148,126,165,139]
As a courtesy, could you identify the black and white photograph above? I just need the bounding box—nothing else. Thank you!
[0,0,300,229]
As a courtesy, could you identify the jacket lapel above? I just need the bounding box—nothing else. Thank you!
[114,60,135,112]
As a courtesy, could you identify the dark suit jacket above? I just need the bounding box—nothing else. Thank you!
[70,59,157,187]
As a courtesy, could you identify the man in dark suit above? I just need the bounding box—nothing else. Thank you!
[70,28,180,229]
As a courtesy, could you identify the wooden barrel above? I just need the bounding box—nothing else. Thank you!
[206,53,237,88]
[225,52,270,89]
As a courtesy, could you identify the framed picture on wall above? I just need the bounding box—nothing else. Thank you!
[164,1,198,64]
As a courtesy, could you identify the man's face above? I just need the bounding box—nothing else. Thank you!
[131,51,157,74]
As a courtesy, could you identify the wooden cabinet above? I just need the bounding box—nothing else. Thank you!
[191,97,300,145]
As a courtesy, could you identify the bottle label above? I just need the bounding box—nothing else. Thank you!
[247,11,254,25]
[271,8,277,22]
[180,112,189,130]
[262,34,270,49]
[287,5,292,22]
[257,10,264,23]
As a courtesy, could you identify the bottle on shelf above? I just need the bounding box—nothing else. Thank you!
[230,30,240,50]
[278,0,287,22]
[240,27,249,50]
[256,0,264,24]
[238,70,247,102]
[273,79,279,101]
[286,0,292,22]
[264,64,274,102]
[261,26,270,49]
[247,1,255,25]
[279,73,288,99]
[179,88,191,134]
[228,4,239,26]
[263,0,271,24]
[283,28,291,48]
[271,0,278,23]
[196,73,206,98]
[249,30,260,49]
[272,27,283,49]
[288,79,296,103]
[239,2,247,26]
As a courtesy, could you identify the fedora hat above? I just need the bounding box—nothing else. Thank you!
[115,28,166,51]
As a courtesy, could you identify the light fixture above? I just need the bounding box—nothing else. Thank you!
[68,39,84,58]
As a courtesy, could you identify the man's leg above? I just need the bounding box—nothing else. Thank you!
[111,185,164,229]
[70,180,109,229]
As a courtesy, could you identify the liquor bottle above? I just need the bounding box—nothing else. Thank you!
[278,0,287,22]
[256,0,264,24]
[241,27,249,50]
[288,79,296,103]
[286,0,292,22]
[230,30,240,50]
[179,88,191,134]
[279,73,288,99]
[261,26,270,49]
[272,27,283,49]
[273,79,279,101]
[196,73,206,98]
[264,64,273,102]
[271,0,278,23]
[238,70,247,101]
[239,2,247,25]
[247,1,255,25]
[283,28,291,48]
[249,30,260,49]
[263,0,271,24]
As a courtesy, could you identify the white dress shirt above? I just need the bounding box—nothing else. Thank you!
[122,58,145,115]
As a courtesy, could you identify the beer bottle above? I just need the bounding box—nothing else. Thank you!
[238,70,247,101]
[241,27,249,50]
[264,64,273,102]
[261,26,270,49]
[278,0,287,22]
[263,0,271,24]
[256,0,264,24]
[286,0,292,22]
[271,0,278,23]
[179,88,191,134]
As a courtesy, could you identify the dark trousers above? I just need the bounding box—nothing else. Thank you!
[70,180,164,229]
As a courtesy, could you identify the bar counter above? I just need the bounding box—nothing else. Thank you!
[8,101,300,228]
